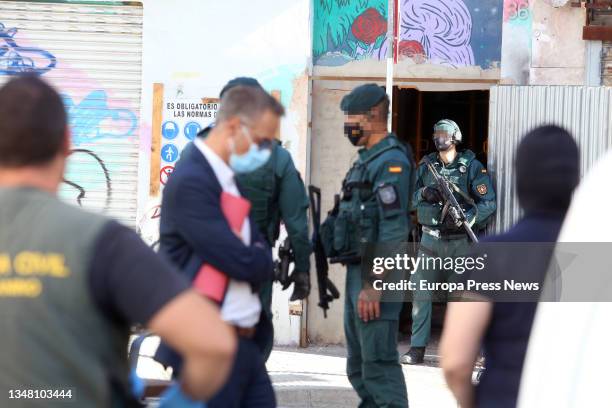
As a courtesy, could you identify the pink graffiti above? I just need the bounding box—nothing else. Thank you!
[504,0,530,22]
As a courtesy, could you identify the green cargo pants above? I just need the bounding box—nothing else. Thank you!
[410,233,470,347]
[345,264,408,408]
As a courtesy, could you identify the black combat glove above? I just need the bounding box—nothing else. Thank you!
[442,207,463,231]
[422,186,443,204]
[286,271,311,301]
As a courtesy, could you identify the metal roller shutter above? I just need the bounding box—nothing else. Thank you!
[604,42,612,87]
[488,85,612,233]
[0,0,143,228]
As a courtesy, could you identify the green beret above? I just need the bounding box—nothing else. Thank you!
[220,77,263,98]
[340,84,387,114]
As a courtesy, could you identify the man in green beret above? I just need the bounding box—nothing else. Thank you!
[323,83,414,407]
[198,77,312,361]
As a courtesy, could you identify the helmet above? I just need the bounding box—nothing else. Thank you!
[433,119,462,144]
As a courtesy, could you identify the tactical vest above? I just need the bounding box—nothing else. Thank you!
[417,151,475,227]
[0,188,135,408]
[236,142,281,245]
[333,142,409,258]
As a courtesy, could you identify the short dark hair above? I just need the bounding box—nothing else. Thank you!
[217,85,285,124]
[376,96,390,121]
[0,75,67,167]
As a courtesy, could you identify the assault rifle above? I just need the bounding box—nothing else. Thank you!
[422,155,479,243]
[308,185,340,317]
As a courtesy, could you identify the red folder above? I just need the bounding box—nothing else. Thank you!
[193,191,251,303]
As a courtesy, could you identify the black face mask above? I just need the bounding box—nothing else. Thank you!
[434,136,453,152]
[344,123,364,146]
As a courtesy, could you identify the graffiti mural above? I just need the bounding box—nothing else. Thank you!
[63,90,138,146]
[59,91,137,211]
[398,0,475,66]
[314,0,503,69]
[0,22,57,75]
[63,149,112,211]
[313,0,388,66]
[504,0,530,22]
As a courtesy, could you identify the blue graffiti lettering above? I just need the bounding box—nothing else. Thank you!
[0,22,57,76]
[63,90,138,146]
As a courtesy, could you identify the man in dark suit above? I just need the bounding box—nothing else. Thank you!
[159,85,284,407]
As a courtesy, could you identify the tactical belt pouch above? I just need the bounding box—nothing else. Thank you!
[332,212,353,255]
[357,204,378,254]
[320,214,338,258]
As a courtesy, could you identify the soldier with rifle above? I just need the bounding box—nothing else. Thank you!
[322,84,415,408]
[401,119,496,365]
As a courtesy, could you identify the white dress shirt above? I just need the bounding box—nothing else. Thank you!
[194,138,261,328]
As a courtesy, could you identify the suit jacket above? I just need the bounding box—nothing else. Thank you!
[159,142,273,288]
[155,142,274,371]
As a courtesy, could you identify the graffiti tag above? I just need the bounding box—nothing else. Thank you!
[63,90,138,145]
[62,149,112,211]
[0,22,57,76]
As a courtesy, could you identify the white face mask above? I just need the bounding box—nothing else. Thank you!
[228,125,272,173]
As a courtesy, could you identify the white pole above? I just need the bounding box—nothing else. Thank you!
[386,0,395,132]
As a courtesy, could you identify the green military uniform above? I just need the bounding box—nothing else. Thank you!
[410,150,496,347]
[0,188,133,408]
[236,140,311,359]
[323,83,414,407]
[333,133,413,407]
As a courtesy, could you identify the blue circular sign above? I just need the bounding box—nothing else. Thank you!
[162,121,179,140]
[184,121,202,141]
[162,144,179,163]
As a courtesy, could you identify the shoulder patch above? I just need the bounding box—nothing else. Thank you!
[388,165,403,173]
[477,184,487,195]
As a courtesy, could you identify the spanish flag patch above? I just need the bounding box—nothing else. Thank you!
[388,166,402,173]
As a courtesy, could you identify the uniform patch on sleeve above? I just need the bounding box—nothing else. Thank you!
[481,168,487,174]
[477,184,488,195]
[377,184,401,215]
[388,166,402,173]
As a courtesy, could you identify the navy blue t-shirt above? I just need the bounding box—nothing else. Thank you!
[88,221,189,325]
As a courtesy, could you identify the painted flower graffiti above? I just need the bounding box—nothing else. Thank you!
[314,0,503,69]
[351,8,387,46]
[313,0,388,66]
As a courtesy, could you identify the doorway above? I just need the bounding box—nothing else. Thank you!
[392,87,491,339]
[392,88,490,165]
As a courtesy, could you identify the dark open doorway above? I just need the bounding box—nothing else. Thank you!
[392,88,491,339]
[392,88,490,165]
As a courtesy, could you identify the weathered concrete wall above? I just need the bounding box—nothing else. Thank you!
[307,80,361,344]
[530,1,586,85]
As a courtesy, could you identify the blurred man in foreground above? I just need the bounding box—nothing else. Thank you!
[0,75,235,407]
[518,148,612,407]
[440,125,580,408]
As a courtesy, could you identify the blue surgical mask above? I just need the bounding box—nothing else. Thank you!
[229,126,272,173]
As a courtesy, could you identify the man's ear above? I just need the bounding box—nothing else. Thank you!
[226,116,241,135]
[62,127,71,157]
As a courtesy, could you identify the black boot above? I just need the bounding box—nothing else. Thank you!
[400,347,425,365]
